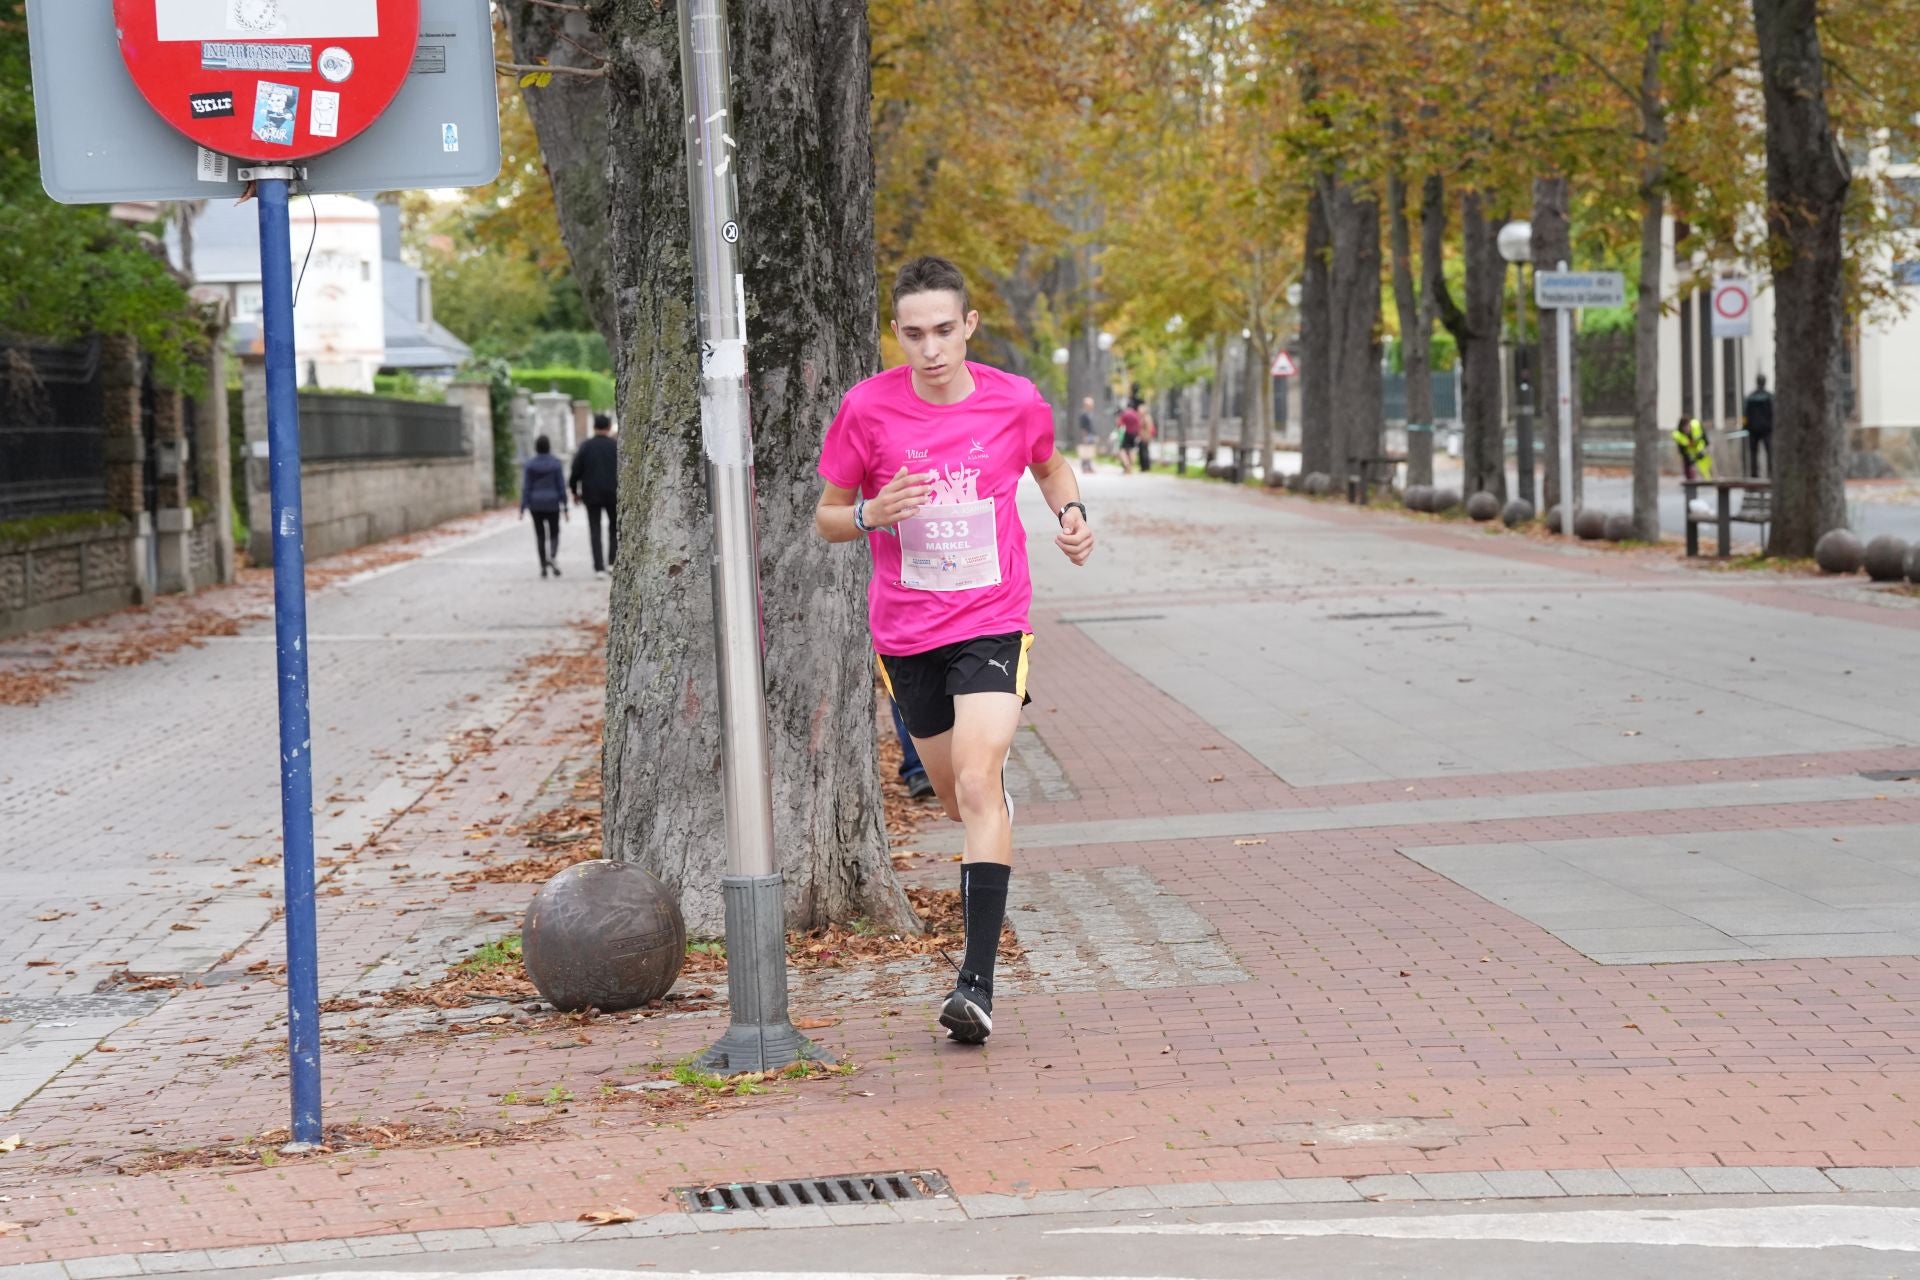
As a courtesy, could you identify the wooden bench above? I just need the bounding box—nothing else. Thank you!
[1347,452,1406,503]
[1684,478,1772,557]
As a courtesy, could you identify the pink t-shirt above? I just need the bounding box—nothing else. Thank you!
[818,362,1057,656]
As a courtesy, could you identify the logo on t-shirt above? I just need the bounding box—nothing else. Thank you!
[968,438,991,462]
[905,448,929,461]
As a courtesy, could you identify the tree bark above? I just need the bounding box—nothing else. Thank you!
[1205,337,1226,465]
[1531,174,1582,512]
[1432,188,1505,500]
[1388,169,1434,489]
[1299,179,1335,478]
[596,0,916,935]
[1753,0,1850,555]
[1631,36,1669,542]
[500,2,616,352]
[1327,178,1383,482]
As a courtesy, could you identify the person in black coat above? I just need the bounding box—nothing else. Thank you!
[569,413,619,574]
[520,435,569,578]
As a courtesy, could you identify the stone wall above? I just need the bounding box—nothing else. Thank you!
[0,520,140,640]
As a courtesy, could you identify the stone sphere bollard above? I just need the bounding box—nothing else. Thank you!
[1430,488,1461,513]
[1404,485,1432,512]
[1263,468,1288,489]
[1604,512,1636,542]
[1814,528,1865,574]
[521,859,686,1013]
[1863,534,1910,582]
[1906,543,1920,585]
[1545,504,1563,534]
[1304,471,1332,496]
[1574,508,1608,540]
[1501,499,1535,527]
[1466,491,1500,521]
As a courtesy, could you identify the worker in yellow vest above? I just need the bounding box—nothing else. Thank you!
[1672,414,1712,481]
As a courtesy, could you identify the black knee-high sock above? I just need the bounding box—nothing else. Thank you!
[959,861,1010,993]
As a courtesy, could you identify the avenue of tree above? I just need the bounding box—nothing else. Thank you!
[476,0,1918,930]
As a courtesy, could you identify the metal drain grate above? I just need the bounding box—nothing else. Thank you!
[676,1169,951,1214]
[1860,770,1917,783]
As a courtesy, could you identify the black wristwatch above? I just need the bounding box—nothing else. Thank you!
[1057,501,1088,526]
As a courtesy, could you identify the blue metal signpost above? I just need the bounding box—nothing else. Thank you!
[255,173,324,1147]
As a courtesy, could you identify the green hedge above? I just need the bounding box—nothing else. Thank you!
[511,366,615,413]
[0,510,129,549]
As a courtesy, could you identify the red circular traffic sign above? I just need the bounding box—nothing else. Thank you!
[1714,281,1751,320]
[113,0,420,162]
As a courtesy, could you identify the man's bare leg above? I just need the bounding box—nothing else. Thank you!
[926,692,1020,1042]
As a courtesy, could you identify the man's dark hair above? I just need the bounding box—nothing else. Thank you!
[1755,373,1767,389]
[535,434,551,454]
[892,255,970,314]
[593,413,613,432]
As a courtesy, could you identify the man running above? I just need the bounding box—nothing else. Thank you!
[814,255,1094,1045]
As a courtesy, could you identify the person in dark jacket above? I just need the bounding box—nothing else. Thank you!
[1741,373,1774,478]
[520,434,569,578]
[569,413,619,574]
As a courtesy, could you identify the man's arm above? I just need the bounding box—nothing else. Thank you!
[815,467,934,543]
[815,481,863,543]
[568,449,583,500]
[1030,451,1093,565]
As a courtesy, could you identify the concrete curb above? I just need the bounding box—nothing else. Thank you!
[14,1164,1920,1277]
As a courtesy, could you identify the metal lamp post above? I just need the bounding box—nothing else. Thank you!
[1497,219,1536,506]
[676,0,817,1074]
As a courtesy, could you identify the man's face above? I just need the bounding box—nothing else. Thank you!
[892,290,977,391]
[1081,397,1094,410]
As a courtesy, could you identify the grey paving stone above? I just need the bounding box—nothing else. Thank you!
[958,1194,1032,1220]
[889,1198,968,1223]
[1549,1168,1634,1197]
[1024,1190,1101,1215]
[1683,1165,1771,1194]
[1080,1186,1164,1212]
[1479,1170,1567,1199]
[1147,1181,1227,1209]
[822,1203,906,1228]
[346,1233,425,1257]
[273,1239,357,1263]
[1617,1167,1704,1196]
[1,1262,69,1280]
[482,1223,561,1248]
[1824,1167,1909,1193]
[751,1205,835,1230]
[1280,1177,1364,1203]
[136,1251,213,1275]
[693,1209,773,1231]
[1214,1179,1296,1206]
[197,1245,286,1270]
[1753,1166,1839,1193]
[1413,1171,1498,1200]
[61,1257,142,1280]
[1350,1174,1425,1201]
[413,1228,493,1253]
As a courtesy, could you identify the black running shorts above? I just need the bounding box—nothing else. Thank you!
[877,631,1033,739]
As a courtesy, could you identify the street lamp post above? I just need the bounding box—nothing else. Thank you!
[1498,219,1536,506]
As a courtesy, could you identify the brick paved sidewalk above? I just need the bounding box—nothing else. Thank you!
[3,478,1920,1269]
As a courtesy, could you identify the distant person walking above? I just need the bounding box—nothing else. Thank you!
[1135,400,1155,473]
[1117,401,1142,474]
[520,435,569,578]
[569,413,620,574]
[1076,396,1097,475]
[1742,373,1774,478]
[1672,414,1713,482]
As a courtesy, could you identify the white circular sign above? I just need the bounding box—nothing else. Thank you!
[1714,280,1750,320]
[318,47,356,84]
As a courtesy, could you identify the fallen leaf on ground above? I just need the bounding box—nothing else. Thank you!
[793,1017,839,1030]
[0,1222,21,1237]
[1232,838,1267,847]
[579,1205,639,1226]
[0,1134,20,1152]
[1207,775,1225,783]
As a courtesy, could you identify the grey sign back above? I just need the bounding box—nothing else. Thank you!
[29,0,501,203]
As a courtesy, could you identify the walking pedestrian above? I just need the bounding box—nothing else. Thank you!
[1742,373,1774,479]
[814,254,1094,1046]
[1117,401,1142,475]
[569,413,620,575]
[520,434,569,578]
[1672,414,1713,482]
[1076,396,1097,475]
[1135,399,1155,473]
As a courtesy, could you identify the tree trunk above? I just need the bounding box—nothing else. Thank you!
[1434,189,1505,501]
[1753,0,1850,556]
[1531,174,1582,512]
[500,2,616,351]
[1299,179,1335,477]
[1238,334,1261,479]
[1631,39,1669,542]
[1414,173,1447,487]
[1388,169,1434,489]
[597,0,915,934]
[1328,179,1383,482]
[1205,338,1226,465]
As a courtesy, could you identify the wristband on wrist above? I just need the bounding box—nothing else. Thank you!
[1057,500,1088,527]
[853,498,897,537]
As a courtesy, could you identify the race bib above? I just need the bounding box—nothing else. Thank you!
[900,497,1001,592]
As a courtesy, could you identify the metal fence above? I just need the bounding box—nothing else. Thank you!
[1382,370,1461,425]
[1577,329,1636,419]
[0,339,108,521]
[296,392,466,462]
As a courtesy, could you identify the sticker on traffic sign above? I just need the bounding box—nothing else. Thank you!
[1270,349,1298,378]
[115,0,419,162]
[1711,276,1752,339]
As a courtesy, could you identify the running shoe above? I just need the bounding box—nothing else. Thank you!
[939,971,994,1044]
